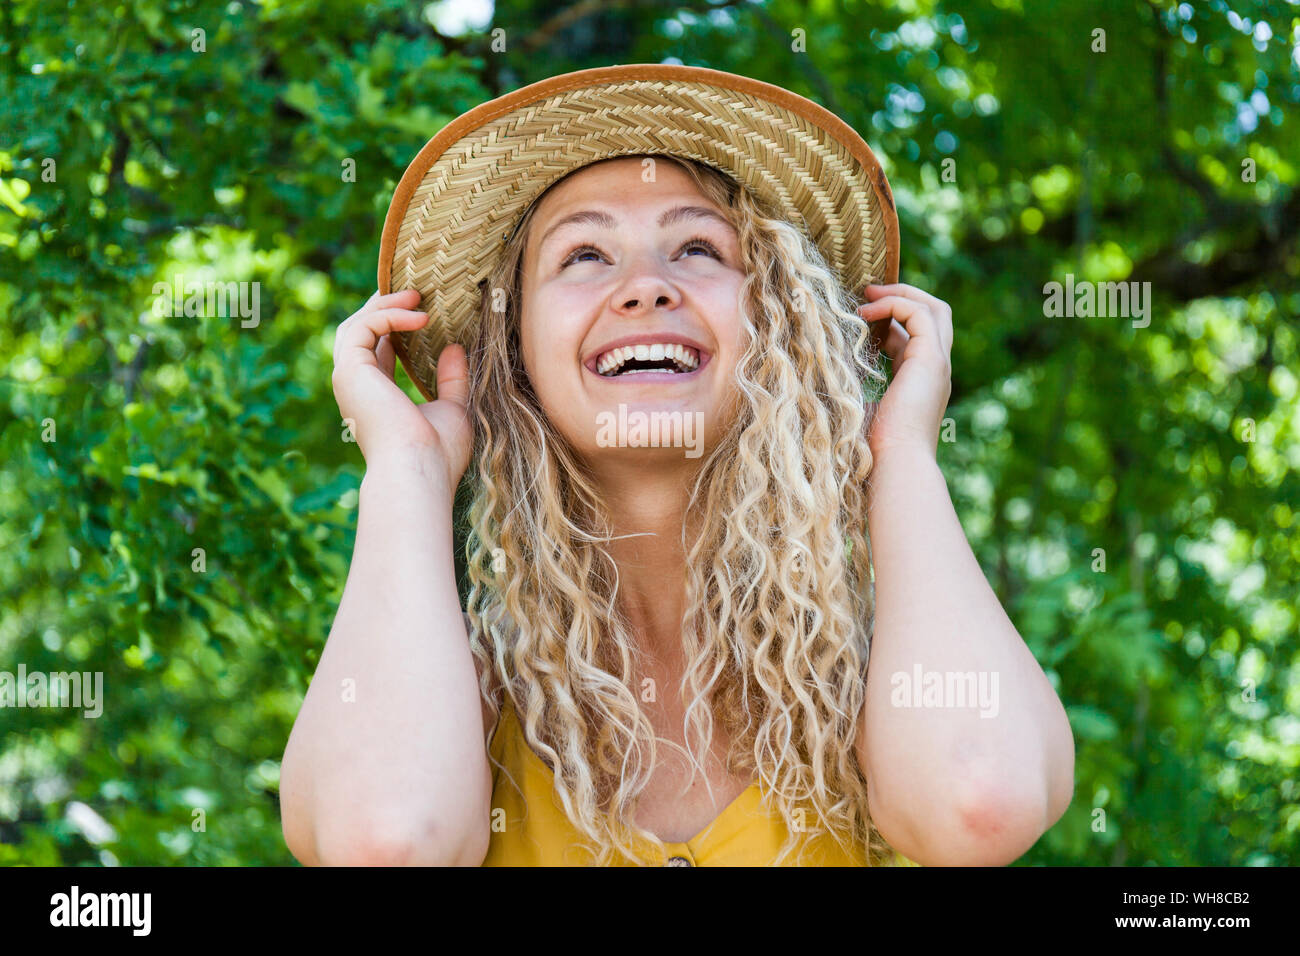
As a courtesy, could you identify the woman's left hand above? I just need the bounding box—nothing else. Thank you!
[857,282,954,460]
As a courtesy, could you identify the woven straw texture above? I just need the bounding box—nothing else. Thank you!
[381,67,897,401]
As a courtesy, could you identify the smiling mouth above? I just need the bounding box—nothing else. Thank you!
[594,343,703,377]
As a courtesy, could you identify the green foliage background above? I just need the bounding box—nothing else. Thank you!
[1,0,1297,866]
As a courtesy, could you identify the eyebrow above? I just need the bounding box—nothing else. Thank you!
[537,205,732,250]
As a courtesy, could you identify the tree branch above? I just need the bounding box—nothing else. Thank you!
[750,3,843,116]
[1129,188,1300,301]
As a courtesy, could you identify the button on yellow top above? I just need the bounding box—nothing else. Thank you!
[481,695,918,867]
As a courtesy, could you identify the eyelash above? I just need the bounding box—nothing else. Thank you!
[560,236,723,267]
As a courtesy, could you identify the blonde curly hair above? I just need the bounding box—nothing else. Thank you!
[462,153,892,866]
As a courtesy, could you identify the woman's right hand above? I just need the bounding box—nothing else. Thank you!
[331,289,473,490]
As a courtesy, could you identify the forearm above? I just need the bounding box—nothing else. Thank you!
[858,443,1075,864]
[280,451,490,866]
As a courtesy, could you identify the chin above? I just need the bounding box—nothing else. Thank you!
[538,384,738,464]
[563,401,711,463]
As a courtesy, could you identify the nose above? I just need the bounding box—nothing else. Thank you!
[611,250,680,314]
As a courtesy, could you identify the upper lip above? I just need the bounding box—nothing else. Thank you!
[584,333,712,374]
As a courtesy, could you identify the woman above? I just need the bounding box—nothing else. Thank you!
[280,65,1075,867]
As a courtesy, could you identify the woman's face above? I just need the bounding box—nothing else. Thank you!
[519,157,746,465]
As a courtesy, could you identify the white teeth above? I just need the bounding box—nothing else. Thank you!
[595,343,702,376]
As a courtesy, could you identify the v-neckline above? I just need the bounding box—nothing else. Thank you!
[497,696,763,850]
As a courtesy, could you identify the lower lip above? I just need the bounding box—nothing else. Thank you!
[589,354,711,384]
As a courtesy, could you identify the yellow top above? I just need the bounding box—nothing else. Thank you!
[481,695,918,867]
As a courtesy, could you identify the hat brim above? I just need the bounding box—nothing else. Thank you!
[378,63,899,402]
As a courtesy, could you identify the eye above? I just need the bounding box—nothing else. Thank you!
[559,236,724,269]
[560,244,608,268]
[678,236,722,260]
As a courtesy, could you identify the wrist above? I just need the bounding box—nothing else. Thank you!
[867,439,940,500]
[868,437,939,468]
[360,445,457,503]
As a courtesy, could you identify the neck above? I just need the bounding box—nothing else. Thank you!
[589,455,700,667]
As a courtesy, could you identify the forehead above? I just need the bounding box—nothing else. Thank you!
[530,157,713,224]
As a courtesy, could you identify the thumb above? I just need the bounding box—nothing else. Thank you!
[434,343,470,409]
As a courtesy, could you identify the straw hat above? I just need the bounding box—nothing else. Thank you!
[377,63,899,401]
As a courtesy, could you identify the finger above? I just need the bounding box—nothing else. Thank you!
[335,291,423,362]
[857,296,943,361]
[863,313,891,357]
[882,319,909,366]
[863,315,905,365]
[374,288,422,309]
[865,282,944,314]
[866,283,952,354]
[335,307,429,369]
[375,333,397,380]
[858,294,929,329]
[434,343,470,409]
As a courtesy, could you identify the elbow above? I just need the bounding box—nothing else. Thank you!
[869,713,1077,866]
[939,712,1077,864]
[277,733,495,866]
[944,751,1076,865]
[875,781,1069,867]
[282,805,320,867]
[288,807,490,867]
[317,814,490,867]
[279,764,322,867]
[946,785,1059,865]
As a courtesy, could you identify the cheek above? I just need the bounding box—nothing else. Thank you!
[701,280,747,357]
[526,284,591,348]
[520,294,583,400]
[517,309,540,382]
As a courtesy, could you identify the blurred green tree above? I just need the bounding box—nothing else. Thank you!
[1,0,1296,865]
